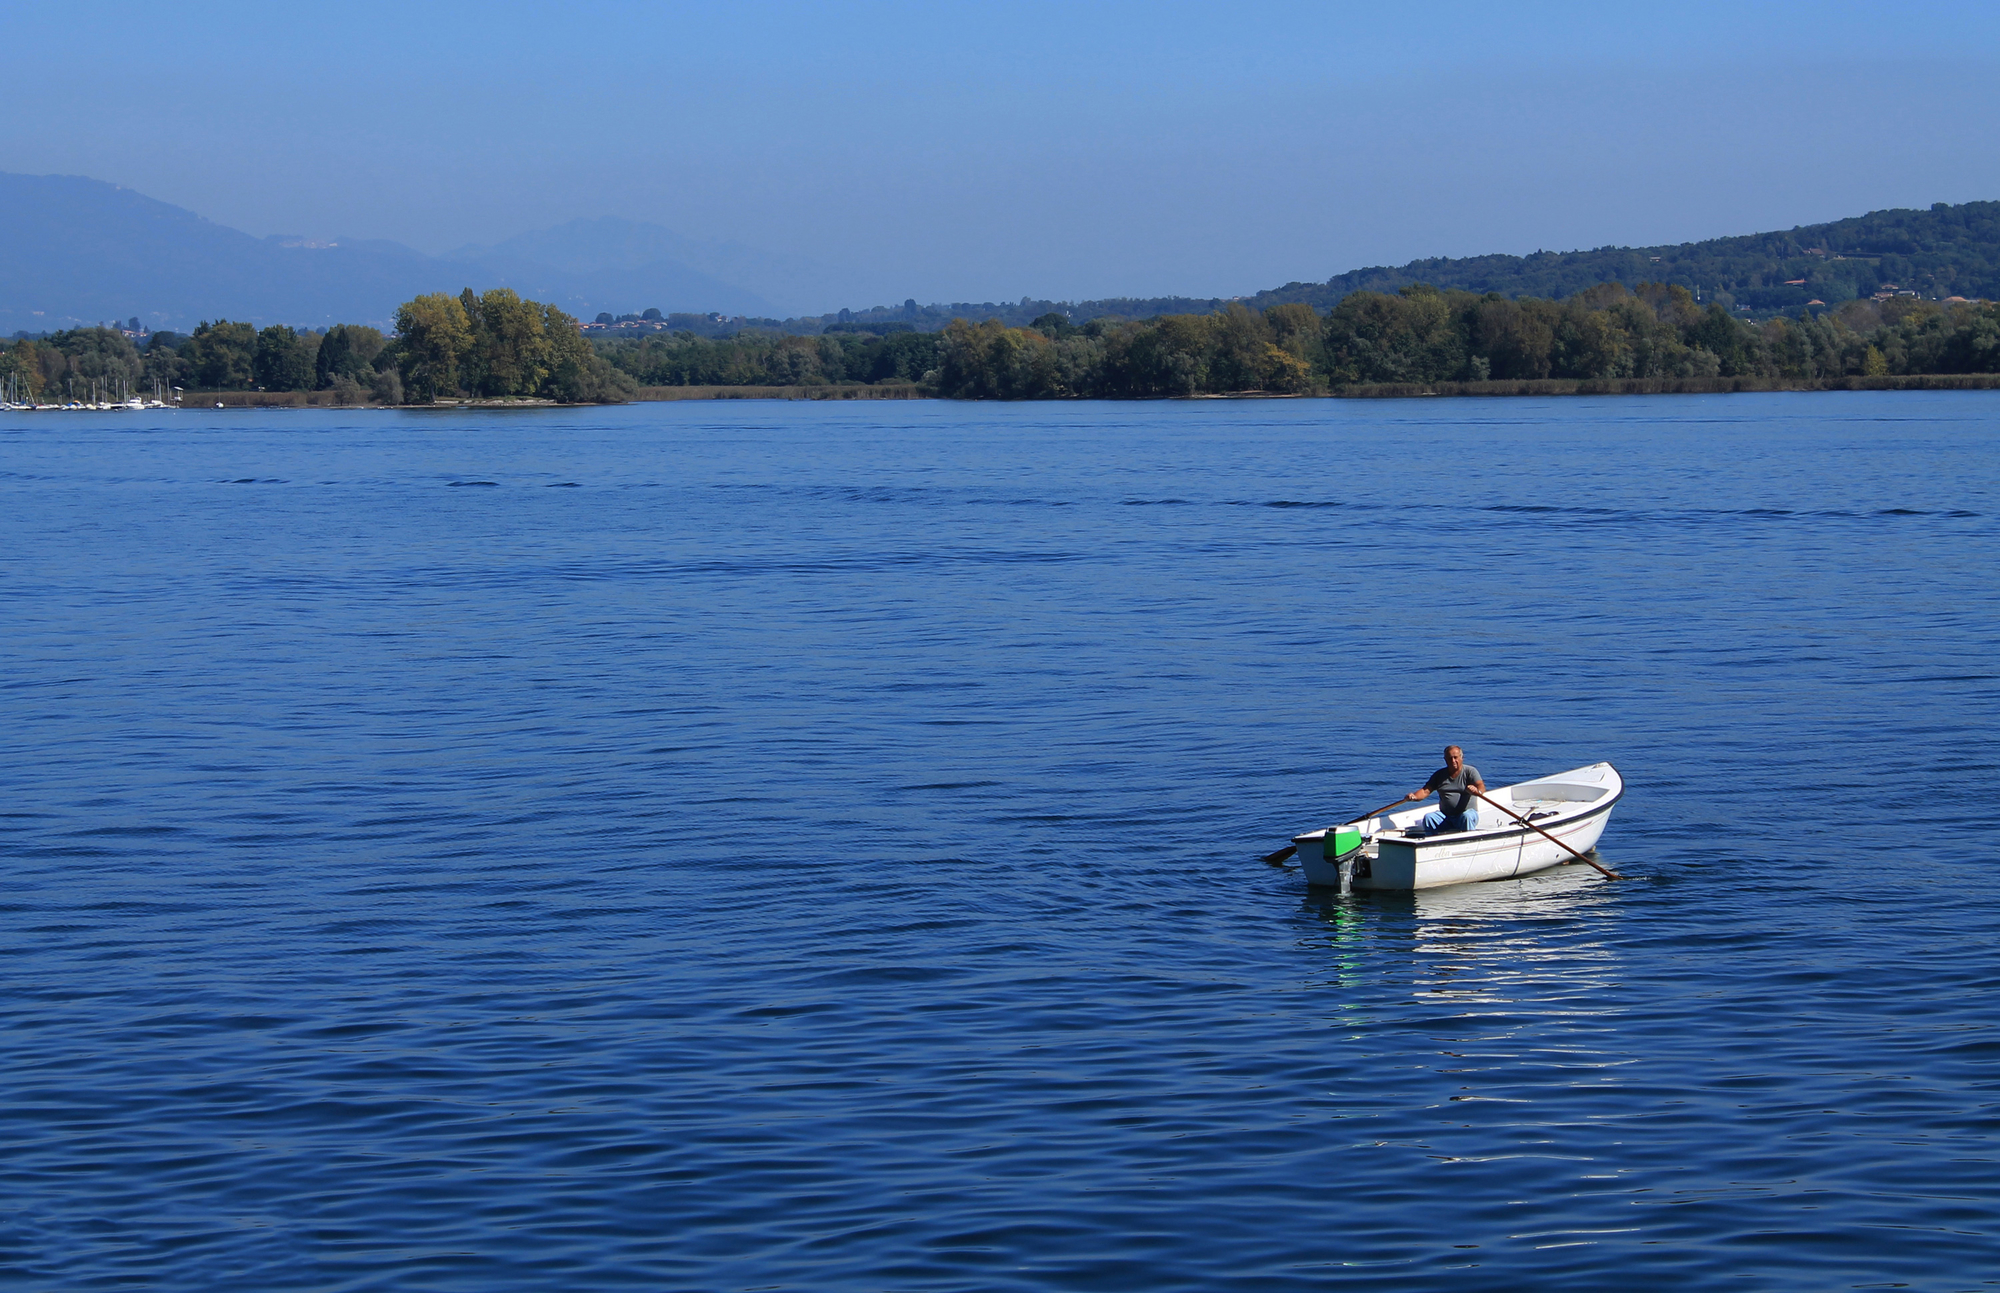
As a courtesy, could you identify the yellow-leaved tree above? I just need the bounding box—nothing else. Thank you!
[395,293,474,401]
[461,288,552,397]
[391,288,633,403]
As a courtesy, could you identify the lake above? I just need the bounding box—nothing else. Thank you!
[3,393,1997,1290]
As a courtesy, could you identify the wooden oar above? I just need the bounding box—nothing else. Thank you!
[1469,788,1622,879]
[1261,797,1411,865]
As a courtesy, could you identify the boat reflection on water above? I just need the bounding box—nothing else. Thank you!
[1297,858,1633,1209]
[1315,856,1615,920]
[1300,859,1623,1009]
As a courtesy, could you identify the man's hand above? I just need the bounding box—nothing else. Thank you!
[1404,790,1426,802]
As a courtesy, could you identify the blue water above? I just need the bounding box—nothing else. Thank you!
[3,394,1998,1290]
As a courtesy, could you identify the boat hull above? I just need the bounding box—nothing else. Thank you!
[1366,807,1610,889]
[1292,761,1622,892]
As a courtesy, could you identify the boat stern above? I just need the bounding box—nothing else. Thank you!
[1295,825,1364,886]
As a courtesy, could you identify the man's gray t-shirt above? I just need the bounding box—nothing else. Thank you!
[1425,765,1482,816]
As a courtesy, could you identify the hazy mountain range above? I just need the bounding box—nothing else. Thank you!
[4,171,1994,337]
[0,172,830,331]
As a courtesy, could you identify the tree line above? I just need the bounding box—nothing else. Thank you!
[6,280,1997,404]
[575,282,2000,398]
[1303,283,2000,388]
[0,288,632,403]
[594,328,941,388]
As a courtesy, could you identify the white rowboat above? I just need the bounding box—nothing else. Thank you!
[1291,761,1623,891]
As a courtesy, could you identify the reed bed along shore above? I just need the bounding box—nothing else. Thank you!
[151,391,563,409]
[635,383,929,401]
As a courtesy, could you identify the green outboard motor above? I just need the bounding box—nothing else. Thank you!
[1326,824,1364,861]
[1329,823,1368,889]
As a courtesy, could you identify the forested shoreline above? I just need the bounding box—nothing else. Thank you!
[4,281,1997,405]
[0,287,632,405]
[596,283,2000,398]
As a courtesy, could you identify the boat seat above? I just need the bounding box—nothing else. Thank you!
[1512,784,1605,804]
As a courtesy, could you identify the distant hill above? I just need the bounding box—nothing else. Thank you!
[783,203,2000,336]
[787,294,1231,335]
[445,217,860,316]
[7,171,1994,335]
[0,173,427,331]
[1242,201,2000,316]
[0,173,775,332]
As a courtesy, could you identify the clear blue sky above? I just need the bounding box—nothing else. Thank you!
[7,0,1999,312]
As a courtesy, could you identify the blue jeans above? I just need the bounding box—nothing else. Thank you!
[1421,809,1478,833]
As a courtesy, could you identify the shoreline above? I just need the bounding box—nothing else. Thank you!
[635,383,928,401]
[17,372,1997,411]
[1327,372,2000,398]
[20,385,934,409]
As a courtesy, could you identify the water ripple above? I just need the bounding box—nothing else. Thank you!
[2,395,1998,1290]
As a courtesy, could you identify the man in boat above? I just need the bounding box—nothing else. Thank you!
[1402,745,1484,833]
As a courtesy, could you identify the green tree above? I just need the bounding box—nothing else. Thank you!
[1325,288,1469,384]
[540,302,635,402]
[1263,302,1323,368]
[0,339,45,400]
[1551,304,1629,378]
[141,333,189,391]
[1207,303,1275,391]
[1688,304,1752,375]
[1939,305,2000,372]
[314,324,387,388]
[464,288,553,396]
[253,325,316,391]
[1475,297,1557,379]
[41,327,143,398]
[183,320,258,389]
[395,292,474,400]
[1113,314,1211,395]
